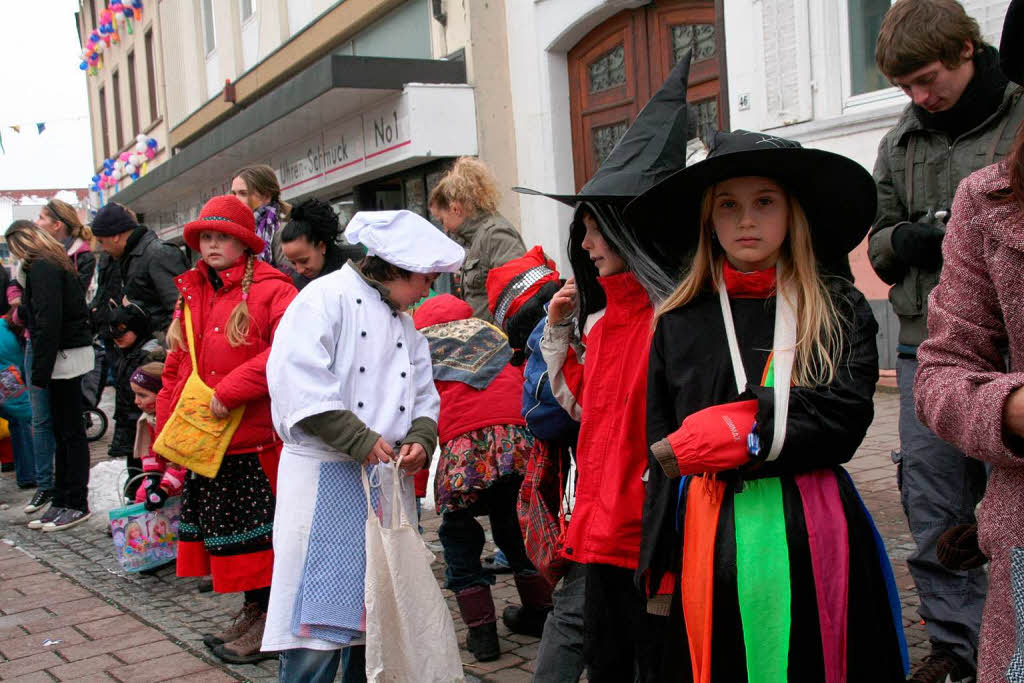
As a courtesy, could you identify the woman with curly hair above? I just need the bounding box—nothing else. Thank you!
[429,157,525,321]
[279,199,365,290]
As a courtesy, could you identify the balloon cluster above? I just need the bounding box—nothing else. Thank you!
[90,134,158,193]
[78,2,144,74]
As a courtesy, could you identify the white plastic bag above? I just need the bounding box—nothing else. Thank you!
[87,460,129,514]
[362,464,463,683]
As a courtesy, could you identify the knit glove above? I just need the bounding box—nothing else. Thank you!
[936,523,987,571]
[142,476,170,511]
[891,222,944,270]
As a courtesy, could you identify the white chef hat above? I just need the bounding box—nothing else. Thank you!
[344,210,465,274]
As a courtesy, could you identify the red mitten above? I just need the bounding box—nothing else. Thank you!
[651,399,758,477]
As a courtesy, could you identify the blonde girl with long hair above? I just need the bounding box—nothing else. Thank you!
[5,221,95,531]
[34,199,96,298]
[428,156,525,321]
[156,195,296,665]
[623,130,908,682]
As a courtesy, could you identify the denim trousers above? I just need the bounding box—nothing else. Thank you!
[0,408,35,487]
[24,340,55,491]
[897,356,987,670]
[534,561,587,682]
[277,645,365,683]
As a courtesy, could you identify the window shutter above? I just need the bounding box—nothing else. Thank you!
[962,0,1010,46]
[760,0,813,129]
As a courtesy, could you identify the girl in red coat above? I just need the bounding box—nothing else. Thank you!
[156,195,296,665]
[412,294,549,663]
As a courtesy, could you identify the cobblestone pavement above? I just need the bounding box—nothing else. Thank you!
[0,389,931,681]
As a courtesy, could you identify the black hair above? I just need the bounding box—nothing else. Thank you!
[280,198,339,247]
[567,202,632,336]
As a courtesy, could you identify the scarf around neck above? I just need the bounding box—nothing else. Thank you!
[253,202,279,264]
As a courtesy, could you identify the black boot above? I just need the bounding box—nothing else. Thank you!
[455,585,500,662]
[502,572,554,638]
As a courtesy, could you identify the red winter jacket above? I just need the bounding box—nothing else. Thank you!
[546,272,652,569]
[412,295,526,445]
[156,259,296,455]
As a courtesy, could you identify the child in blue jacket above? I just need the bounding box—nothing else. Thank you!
[0,315,34,488]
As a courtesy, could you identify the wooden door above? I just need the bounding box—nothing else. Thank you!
[567,0,726,190]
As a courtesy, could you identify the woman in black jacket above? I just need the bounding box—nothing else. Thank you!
[278,198,363,290]
[34,198,96,298]
[6,221,94,531]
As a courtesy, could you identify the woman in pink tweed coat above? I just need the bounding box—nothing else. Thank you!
[916,144,1024,681]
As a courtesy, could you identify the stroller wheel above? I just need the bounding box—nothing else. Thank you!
[83,408,108,442]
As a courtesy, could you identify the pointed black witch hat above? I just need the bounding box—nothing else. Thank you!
[513,50,694,205]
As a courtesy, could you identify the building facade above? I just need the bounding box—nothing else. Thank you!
[82,0,519,247]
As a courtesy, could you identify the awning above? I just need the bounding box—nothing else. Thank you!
[105,54,471,237]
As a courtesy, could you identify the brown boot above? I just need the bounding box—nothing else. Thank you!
[202,601,261,650]
[213,612,278,664]
[502,572,554,637]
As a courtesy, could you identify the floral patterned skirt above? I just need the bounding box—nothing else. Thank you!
[435,424,538,514]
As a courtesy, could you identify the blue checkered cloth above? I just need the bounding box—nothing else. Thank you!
[291,461,380,644]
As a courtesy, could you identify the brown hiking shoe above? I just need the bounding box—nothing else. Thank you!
[213,612,277,664]
[202,601,261,650]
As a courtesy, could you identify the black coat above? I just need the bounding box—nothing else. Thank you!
[23,258,93,387]
[118,227,188,332]
[113,337,161,422]
[641,276,879,594]
[67,242,96,298]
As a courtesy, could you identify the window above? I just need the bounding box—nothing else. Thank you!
[112,70,124,150]
[202,0,217,54]
[98,86,110,159]
[88,0,97,30]
[127,51,139,135]
[145,30,159,122]
[241,0,255,21]
[847,0,891,95]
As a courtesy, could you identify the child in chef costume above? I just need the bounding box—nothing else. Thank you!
[263,210,465,682]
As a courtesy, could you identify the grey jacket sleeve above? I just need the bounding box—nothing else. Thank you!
[868,137,911,286]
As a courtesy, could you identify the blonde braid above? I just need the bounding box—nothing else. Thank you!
[225,255,255,347]
[165,297,186,352]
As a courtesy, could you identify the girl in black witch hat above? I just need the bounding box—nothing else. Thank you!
[626,130,908,682]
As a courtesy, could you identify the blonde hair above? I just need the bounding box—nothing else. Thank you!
[428,157,501,216]
[655,188,844,387]
[166,254,257,352]
[234,165,292,219]
[4,221,75,273]
[44,199,94,244]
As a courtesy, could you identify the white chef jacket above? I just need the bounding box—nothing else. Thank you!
[262,263,440,652]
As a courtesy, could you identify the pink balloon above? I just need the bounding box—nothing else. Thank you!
[119,152,131,162]
[144,148,156,160]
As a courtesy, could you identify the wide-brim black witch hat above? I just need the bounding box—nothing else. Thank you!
[512,50,694,205]
[624,129,877,263]
[1001,0,1023,85]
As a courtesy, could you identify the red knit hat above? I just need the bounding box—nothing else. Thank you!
[183,195,265,255]
[485,246,560,330]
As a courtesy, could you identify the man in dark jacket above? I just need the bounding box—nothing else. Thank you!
[91,203,187,458]
[868,2,1024,681]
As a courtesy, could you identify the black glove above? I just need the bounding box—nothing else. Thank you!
[142,475,169,511]
[891,222,945,270]
[936,523,987,571]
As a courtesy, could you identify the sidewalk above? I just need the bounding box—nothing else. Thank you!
[0,391,926,681]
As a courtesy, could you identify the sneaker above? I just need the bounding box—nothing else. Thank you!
[24,489,53,514]
[203,602,261,650]
[908,650,974,683]
[212,612,277,664]
[42,508,92,531]
[28,505,63,529]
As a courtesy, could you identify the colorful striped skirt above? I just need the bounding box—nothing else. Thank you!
[659,467,908,682]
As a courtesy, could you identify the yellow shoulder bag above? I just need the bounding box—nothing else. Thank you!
[153,305,245,478]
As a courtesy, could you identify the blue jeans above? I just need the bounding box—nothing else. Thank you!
[24,341,55,491]
[0,409,35,487]
[277,646,365,683]
[897,356,987,670]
